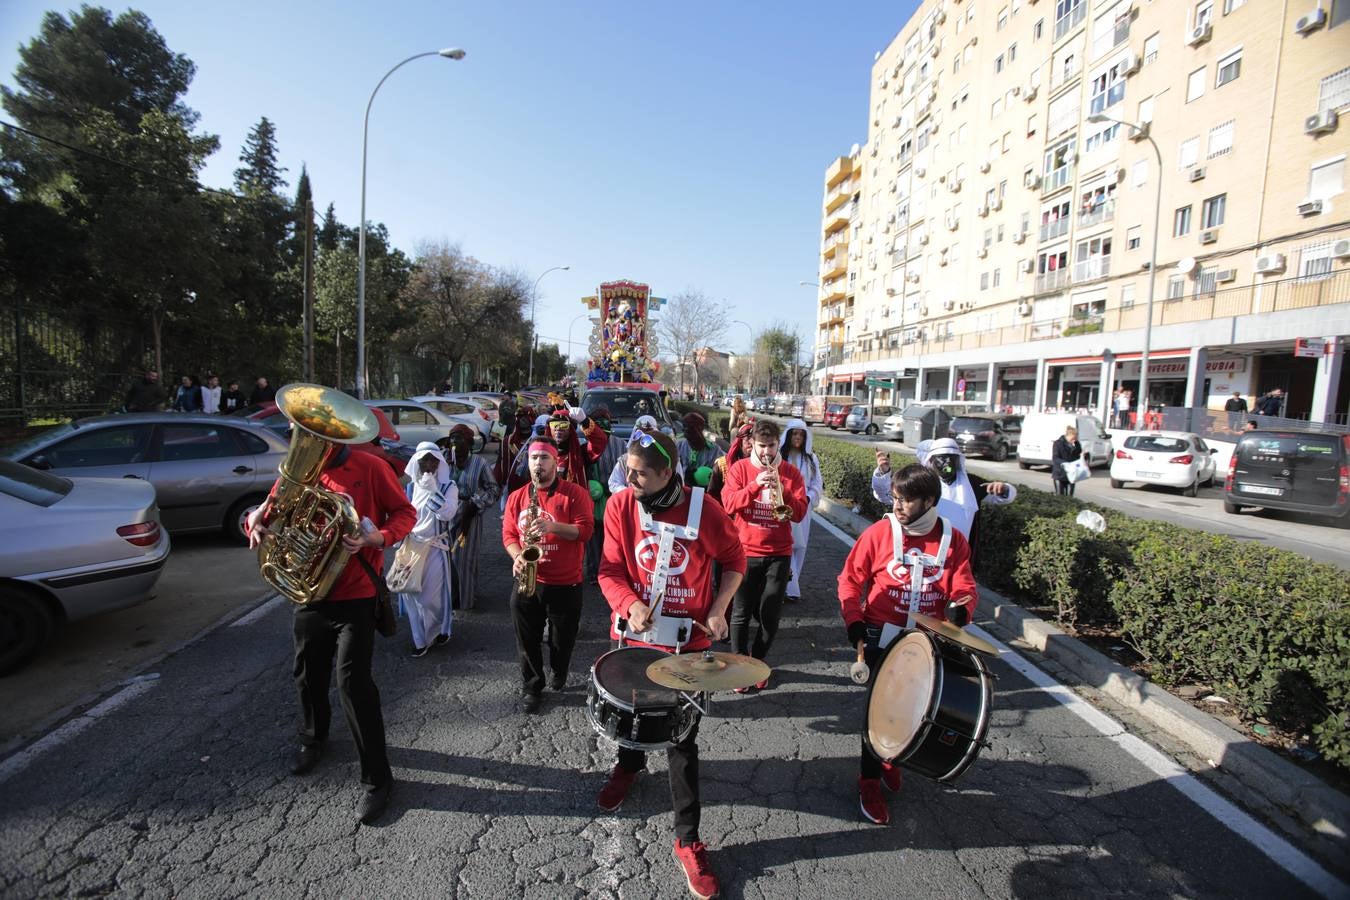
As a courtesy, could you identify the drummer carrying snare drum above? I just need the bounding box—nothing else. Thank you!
[596,429,746,900]
[836,464,978,825]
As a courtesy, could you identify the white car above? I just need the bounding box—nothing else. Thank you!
[409,394,498,442]
[365,399,485,451]
[1110,431,1217,496]
[1017,412,1113,469]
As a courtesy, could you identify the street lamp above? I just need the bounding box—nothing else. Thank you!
[567,312,591,369]
[357,47,465,399]
[731,318,756,393]
[799,281,827,392]
[1088,112,1160,430]
[527,265,570,387]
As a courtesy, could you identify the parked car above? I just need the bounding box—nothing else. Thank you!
[789,396,807,418]
[1110,431,1217,496]
[950,413,1023,461]
[882,401,989,443]
[1017,413,1113,470]
[1224,430,1350,523]
[846,404,895,435]
[237,401,411,478]
[406,395,492,446]
[824,403,855,429]
[581,387,678,441]
[0,459,171,674]
[368,399,485,451]
[5,413,288,544]
[805,394,855,425]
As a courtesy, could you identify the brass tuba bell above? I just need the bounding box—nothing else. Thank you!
[257,383,381,605]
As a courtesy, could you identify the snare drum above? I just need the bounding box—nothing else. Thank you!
[864,629,993,783]
[587,647,702,751]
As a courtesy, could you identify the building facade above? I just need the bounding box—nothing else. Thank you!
[813,0,1350,424]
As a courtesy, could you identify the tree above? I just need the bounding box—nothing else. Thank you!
[657,290,728,397]
[226,116,291,324]
[755,324,800,393]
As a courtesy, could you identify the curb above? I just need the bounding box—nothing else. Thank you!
[814,494,1349,860]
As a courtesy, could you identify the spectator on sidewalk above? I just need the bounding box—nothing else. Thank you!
[173,374,202,412]
[124,370,165,412]
[1051,425,1083,497]
[201,375,222,415]
[251,376,277,406]
[1254,388,1284,418]
[1223,392,1248,430]
[220,380,247,413]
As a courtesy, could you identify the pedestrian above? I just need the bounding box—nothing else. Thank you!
[707,420,754,505]
[594,428,746,900]
[501,439,594,713]
[720,419,809,690]
[173,374,201,412]
[440,425,500,611]
[124,369,164,412]
[220,380,247,413]
[251,376,277,406]
[543,407,610,488]
[246,432,416,825]
[728,396,748,437]
[584,406,620,583]
[1244,419,1260,432]
[1051,425,1084,496]
[676,412,724,487]
[201,375,222,415]
[498,391,518,435]
[1223,391,1248,430]
[607,415,661,493]
[1254,388,1284,418]
[496,406,537,495]
[780,418,822,602]
[1114,389,1131,429]
[393,443,458,657]
[838,463,977,825]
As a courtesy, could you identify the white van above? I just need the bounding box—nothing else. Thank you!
[1017,413,1114,470]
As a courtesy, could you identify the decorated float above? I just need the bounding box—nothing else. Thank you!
[582,279,666,390]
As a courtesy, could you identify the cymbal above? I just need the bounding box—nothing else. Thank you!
[646,650,771,692]
[909,613,998,656]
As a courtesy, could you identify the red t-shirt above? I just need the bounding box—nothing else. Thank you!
[264,448,416,601]
[720,457,810,557]
[598,488,747,653]
[837,516,978,630]
[501,478,595,586]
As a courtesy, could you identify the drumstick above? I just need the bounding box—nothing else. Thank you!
[850,641,869,684]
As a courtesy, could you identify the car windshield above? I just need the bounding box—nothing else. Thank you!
[1,422,75,459]
[827,404,843,414]
[583,391,663,424]
[0,458,72,507]
[1125,435,1189,452]
[951,417,994,432]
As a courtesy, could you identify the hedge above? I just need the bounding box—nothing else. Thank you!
[815,442,1350,772]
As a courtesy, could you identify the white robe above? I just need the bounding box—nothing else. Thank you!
[397,446,459,649]
[780,419,823,598]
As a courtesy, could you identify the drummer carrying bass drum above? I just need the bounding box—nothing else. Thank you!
[597,429,746,900]
[837,463,977,825]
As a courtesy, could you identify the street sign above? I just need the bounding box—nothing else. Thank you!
[865,378,895,389]
[1294,338,1326,358]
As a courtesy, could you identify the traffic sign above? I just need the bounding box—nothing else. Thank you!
[866,378,895,389]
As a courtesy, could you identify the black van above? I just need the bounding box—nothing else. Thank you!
[1224,430,1350,524]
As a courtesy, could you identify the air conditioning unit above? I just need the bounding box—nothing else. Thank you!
[1333,239,1350,259]
[918,233,930,245]
[1120,52,1141,76]
[916,166,928,177]
[977,203,990,217]
[1215,268,1237,283]
[978,160,992,173]
[1188,167,1207,182]
[949,178,963,193]
[889,181,899,193]
[1018,259,1034,273]
[1113,166,1127,183]
[1255,253,1286,274]
[1297,199,1324,216]
[930,40,942,58]
[930,118,942,135]
[946,216,960,231]
[935,8,947,24]
[1295,7,1328,33]
[1129,121,1151,142]
[991,198,1004,211]
[883,223,891,233]
[1024,173,1042,190]
[867,234,874,243]
[1023,83,1039,102]
[870,144,879,157]
[1012,230,1028,244]
[976,247,988,258]
[1017,301,1033,316]
[892,116,903,129]
[907,272,922,283]
[880,78,889,89]
[926,87,939,103]
[1305,110,1339,135]
[938,253,949,266]
[1186,23,1213,47]
[1200,229,1219,244]
[943,298,956,311]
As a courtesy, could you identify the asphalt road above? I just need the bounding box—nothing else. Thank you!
[0,502,1340,898]
[796,421,1350,571]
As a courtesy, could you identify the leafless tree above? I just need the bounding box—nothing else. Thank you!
[657,289,728,397]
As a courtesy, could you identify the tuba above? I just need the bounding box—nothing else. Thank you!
[516,482,542,596]
[257,383,381,605]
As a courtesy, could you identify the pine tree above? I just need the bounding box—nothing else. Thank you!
[228,116,291,324]
[234,117,286,196]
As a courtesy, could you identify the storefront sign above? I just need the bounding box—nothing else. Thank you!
[1002,365,1037,377]
[1116,359,1190,378]
[1061,363,1103,381]
[1294,338,1326,359]
[1204,357,1246,374]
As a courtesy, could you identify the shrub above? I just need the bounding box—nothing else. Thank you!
[812,435,914,520]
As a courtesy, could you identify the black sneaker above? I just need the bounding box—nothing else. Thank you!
[549,674,567,691]
[411,646,430,658]
[289,742,323,775]
[356,782,392,825]
[521,693,542,714]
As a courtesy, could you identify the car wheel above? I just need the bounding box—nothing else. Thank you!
[1018,460,1030,470]
[866,424,879,435]
[1110,478,1123,489]
[1203,472,1215,488]
[1223,499,1241,514]
[1183,478,1199,498]
[226,495,266,546]
[993,443,1008,462]
[0,587,56,676]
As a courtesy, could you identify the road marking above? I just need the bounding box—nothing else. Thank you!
[0,675,159,787]
[819,521,1346,898]
[230,593,284,627]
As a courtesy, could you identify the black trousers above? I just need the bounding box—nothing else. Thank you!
[858,638,887,779]
[292,597,392,790]
[1053,477,1076,497]
[730,555,791,659]
[510,582,583,695]
[617,719,702,842]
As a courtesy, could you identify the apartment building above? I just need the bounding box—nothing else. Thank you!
[813,0,1350,424]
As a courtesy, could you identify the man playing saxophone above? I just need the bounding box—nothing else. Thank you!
[501,439,595,714]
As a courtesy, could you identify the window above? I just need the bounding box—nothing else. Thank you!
[1055,0,1086,40]
[1195,267,1218,299]
[1034,18,1044,40]
[1332,0,1350,28]
[1195,0,1214,30]
[1132,159,1148,186]
[1027,113,1039,137]
[999,178,1008,199]
[40,425,153,469]
[1167,275,1187,300]
[1089,58,1127,114]
[1187,68,1206,103]
[998,223,1006,241]
[1201,193,1226,229]
[998,6,1009,30]
[1216,49,1242,87]
[1207,119,1235,158]
[1319,67,1350,115]
[1143,33,1159,65]
[1002,131,1011,153]
[992,97,1004,118]
[980,272,990,290]
[1138,95,1155,124]
[396,407,433,425]
[1009,42,1018,62]
[1085,121,1120,153]
[1179,137,1200,169]
[1223,0,1247,12]
[1121,282,1136,308]
[996,54,1005,74]
[1308,158,1346,200]
[159,426,242,462]
[1127,225,1142,250]
[984,226,994,247]
[1299,243,1335,279]
[994,268,1003,287]
[1174,205,1193,236]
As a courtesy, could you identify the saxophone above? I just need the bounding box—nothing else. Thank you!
[516,481,543,596]
[257,384,381,604]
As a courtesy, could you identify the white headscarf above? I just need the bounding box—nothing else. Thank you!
[405,441,451,507]
[916,437,976,537]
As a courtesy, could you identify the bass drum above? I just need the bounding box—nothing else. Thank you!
[865,629,993,783]
[587,647,701,751]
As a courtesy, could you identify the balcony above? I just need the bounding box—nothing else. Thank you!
[825,190,851,214]
[1039,217,1070,242]
[1043,166,1074,194]
[824,208,851,235]
[1034,269,1070,294]
[1078,199,1115,229]
[1073,255,1111,282]
[825,156,854,189]
[821,255,848,279]
[823,233,849,259]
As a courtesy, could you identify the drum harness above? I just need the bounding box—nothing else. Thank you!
[875,513,953,650]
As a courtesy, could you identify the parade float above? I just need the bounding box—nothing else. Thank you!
[582,279,666,390]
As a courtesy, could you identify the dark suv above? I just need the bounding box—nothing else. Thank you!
[950,413,1023,461]
[1224,430,1350,524]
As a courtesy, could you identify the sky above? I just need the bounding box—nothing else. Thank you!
[0,1,919,361]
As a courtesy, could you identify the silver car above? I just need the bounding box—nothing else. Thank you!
[407,395,494,445]
[0,459,170,674]
[4,413,288,544]
[371,399,486,451]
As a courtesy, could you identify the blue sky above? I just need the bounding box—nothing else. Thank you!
[1,1,918,360]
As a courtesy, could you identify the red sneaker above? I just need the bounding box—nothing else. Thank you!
[882,762,903,793]
[858,776,889,825]
[597,766,637,812]
[672,838,720,899]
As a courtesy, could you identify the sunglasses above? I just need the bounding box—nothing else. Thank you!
[633,431,672,467]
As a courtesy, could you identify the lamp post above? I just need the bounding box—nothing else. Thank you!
[567,312,591,372]
[527,265,570,387]
[731,318,755,393]
[1088,112,1161,430]
[799,280,827,393]
[357,47,465,399]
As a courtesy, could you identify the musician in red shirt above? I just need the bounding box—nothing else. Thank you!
[720,419,809,690]
[837,464,977,826]
[596,430,746,900]
[502,440,594,713]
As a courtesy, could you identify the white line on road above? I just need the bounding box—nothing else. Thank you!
[0,675,159,787]
[230,594,284,627]
[818,513,1346,898]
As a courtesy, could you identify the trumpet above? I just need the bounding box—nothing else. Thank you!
[516,482,542,596]
[766,465,793,522]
